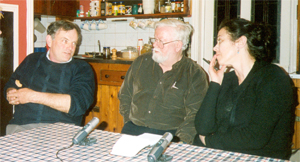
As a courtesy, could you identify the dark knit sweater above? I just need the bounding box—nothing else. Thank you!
[4,52,95,126]
[194,60,297,160]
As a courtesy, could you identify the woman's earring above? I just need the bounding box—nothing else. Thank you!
[237,48,239,54]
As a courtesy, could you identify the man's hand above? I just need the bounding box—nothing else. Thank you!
[6,88,35,105]
[6,87,71,113]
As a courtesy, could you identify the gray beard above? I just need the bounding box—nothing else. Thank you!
[152,51,168,63]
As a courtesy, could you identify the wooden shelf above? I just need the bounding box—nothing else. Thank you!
[75,12,191,21]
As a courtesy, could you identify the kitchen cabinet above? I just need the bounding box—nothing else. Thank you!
[292,79,300,149]
[84,62,131,133]
[34,0,79,17]
[78,0,191,20]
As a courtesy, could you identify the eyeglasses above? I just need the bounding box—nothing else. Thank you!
[150,38,180,49]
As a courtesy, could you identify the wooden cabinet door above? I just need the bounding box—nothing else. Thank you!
[34,0,79,17]
[293,79,300,149]
[85,63,130,133]
[34,0,48,15]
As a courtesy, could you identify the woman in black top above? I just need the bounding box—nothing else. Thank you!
[193,18,298,160]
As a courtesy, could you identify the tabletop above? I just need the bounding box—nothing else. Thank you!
[0,123,288,162]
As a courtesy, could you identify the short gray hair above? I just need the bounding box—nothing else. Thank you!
[155,19,193,50]
[47,20,82,46]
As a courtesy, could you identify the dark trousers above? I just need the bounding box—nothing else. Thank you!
[121,121,179,142]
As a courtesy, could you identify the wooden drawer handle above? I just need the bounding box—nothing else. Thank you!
[105,74,109,78]
[121,76,125,79]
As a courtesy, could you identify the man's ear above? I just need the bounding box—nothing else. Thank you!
[176,41,183,52]
[46,35,52,48]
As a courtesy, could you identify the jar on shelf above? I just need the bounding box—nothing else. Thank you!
[181,0,184,12]
[175,1,181,12]
[165,1,172,13]
[113,2,119,16]
[118,1,125,15]
[160,5,165,13]
[155,0,164,13]
[171,0,177,13]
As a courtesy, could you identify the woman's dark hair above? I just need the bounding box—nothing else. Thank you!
[218,18,276,63]
[47,20,82,46]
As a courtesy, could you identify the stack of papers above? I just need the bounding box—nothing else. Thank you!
[111,133,162,157]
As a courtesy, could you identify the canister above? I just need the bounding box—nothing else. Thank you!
[104,47,110,59]
[132,4,138,15]
[113,2,118,16]
[118,1,125,15]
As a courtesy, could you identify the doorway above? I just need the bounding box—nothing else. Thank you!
[0,9,15,136]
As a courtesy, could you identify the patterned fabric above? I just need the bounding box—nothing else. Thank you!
[0,123,287,162]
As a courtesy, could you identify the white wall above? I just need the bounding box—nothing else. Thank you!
[34,16,192,55]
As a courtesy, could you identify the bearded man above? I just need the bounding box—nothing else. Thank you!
[118,19,208,144]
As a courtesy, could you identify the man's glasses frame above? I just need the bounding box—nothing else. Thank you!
[150,38,181,49]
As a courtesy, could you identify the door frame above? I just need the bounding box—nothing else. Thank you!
[0,3,19,70]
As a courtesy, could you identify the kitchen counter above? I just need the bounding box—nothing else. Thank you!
[73,55,133,65]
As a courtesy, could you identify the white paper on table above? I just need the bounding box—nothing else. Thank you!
[110,133,162,157]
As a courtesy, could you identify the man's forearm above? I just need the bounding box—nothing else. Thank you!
[31,91,71,113]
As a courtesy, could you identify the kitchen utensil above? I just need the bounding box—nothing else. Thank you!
[98,40,101,55]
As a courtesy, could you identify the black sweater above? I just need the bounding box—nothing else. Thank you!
[194,61,297,160]
[4,52,95,126]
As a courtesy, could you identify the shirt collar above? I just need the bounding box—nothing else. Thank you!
[46,50,72,63]
[172,55,186,69]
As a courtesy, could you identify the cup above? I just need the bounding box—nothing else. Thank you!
[146,20,156,28]
[97,19,108,30]
[125,5,132,15]
[129,20,138,29]
[80,20,90,31]
[138,21,147,29]
[89,20,97,30]
[34,18,46,33]
[132,4,138,15]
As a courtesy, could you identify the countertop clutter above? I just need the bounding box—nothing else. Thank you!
[73,54,133,64]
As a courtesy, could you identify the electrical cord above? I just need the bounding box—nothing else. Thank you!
[56,143,74,162]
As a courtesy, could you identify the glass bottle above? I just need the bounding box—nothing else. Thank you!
[138,3,143,14]
[176,1,181,12]
[181,0,184,12]
[165,0,171,13]
[171,0,177,13]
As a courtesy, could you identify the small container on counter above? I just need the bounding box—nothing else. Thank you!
[103,47,111,59]
[137,39,144,56]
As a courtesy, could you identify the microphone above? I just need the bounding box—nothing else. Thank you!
[72,117,99,145]
[147,132,173,162]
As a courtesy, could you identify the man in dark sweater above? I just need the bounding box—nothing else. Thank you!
[4,20,95,134]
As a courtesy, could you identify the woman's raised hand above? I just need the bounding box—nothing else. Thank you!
[209,55,226,85]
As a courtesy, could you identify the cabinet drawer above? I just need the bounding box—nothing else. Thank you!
[100,70,126,83]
